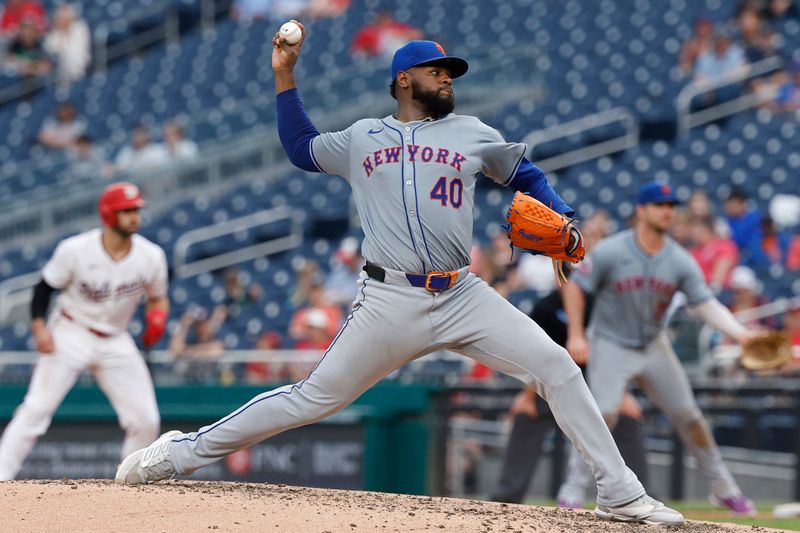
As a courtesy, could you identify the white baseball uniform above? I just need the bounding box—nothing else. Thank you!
[0,228,168,480]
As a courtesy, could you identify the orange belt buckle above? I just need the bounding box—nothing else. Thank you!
[424,271,458,292]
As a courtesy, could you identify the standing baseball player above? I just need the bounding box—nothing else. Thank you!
[116,24,682,525]
[556,181,757,516]
[0,182,169,480]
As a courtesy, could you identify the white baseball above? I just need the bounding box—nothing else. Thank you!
[279,21,302,45]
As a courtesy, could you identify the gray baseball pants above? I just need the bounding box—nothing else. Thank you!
[170,270,644,507]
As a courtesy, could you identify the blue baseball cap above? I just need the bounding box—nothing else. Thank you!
[637,182,680,205]
[391,40,469,80]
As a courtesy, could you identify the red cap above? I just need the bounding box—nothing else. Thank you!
[98,182,145,226]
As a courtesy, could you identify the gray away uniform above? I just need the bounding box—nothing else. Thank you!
[168,113,645,507]
[558,229,742,502]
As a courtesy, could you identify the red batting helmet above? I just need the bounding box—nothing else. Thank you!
[98,182,146,226]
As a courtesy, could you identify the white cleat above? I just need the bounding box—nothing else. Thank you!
[595,494,685,525]
[114,430,183,485]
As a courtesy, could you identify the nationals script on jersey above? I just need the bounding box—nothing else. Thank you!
[42,228,168,335]
[311,114,526,273]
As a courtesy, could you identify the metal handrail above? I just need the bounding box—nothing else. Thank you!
[521,107,639,172]
[94,9,181,72]
[173,206,303,278]
[0,349,326,365]
[676,55,784,136]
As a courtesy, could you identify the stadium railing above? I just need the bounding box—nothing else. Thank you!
[522,107,639,173]
[676,55,784,136]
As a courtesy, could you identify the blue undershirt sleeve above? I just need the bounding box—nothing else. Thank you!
[506,158,574,216]
[276,88,322,172]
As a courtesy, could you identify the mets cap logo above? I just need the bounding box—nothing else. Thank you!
[123,185,139,199]
[661,185,672,195]
[434,42,446,55]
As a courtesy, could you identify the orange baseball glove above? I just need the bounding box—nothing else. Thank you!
[505,192,585,284]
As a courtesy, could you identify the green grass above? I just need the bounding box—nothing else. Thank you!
[670,501,800,531]
[522,499,800,531]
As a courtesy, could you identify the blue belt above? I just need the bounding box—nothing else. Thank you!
[363,263,459,292]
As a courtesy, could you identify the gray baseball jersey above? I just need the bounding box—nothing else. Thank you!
[160,108,646,507]
[311,114,525,273]
[572,229,713,349]
[558,229,742,504]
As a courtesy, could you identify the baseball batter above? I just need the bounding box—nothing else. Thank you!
[0,182,169,480]
[556,182,756,516]
[116,24,682,524]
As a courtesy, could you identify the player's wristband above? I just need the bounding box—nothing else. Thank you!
[142,308,167,347]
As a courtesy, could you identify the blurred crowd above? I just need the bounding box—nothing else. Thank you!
[36,102,200,185]
[1,1,89,88]
[165,236,364,384]
[679,0,800,112]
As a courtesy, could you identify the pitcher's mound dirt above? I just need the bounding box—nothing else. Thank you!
[0,480,782,532]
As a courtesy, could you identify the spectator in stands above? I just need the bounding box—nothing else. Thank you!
[245,330,284,384]
[723,188,768,267]
[290,309,331,380]
[725,265,776,330]
[293,309,331,350]
[114,124,170,175]
[222,267,263,317]
[168,305,227,360]
[766,0,800,21]
[230,0,272,21]
[287,259,321,309]
[288,279,343,342]
[772,60,800,112]
[162,121,199,165]
[351,12,423,59]
[761,216,794,266]
[3,18,51,79]
[687,189,728,235]
[266,0,309,20]
[735,4,777,63]
[306,0,349,19]
[670,208,693,247]
[784,304,800,352]
[692,30,748,107]
[36,101,85,150]
[325,236,364,307]
[489,231,518,278]
[42,4,90,86]
[230,0,308,22]
[65,135,112,182]
[689,215,739,293]
[468,243,503,287]
[788,235,800,270]
[679,16,715,76]
[0,0,46,36]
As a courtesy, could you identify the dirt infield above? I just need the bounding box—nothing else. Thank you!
[0,480,784,532]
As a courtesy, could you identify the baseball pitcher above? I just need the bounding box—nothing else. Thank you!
[556,182,757,516]
[116,24,682,525]
[0,182,169,480]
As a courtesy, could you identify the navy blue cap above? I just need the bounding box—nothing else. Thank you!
[637,182,680,205]
[391,40,469,80]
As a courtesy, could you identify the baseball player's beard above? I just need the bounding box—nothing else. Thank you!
[112,224,136,239]
[411,79,455,119]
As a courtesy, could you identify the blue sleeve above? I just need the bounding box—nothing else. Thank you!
[506,158,574,216]
[276,88,322,172]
